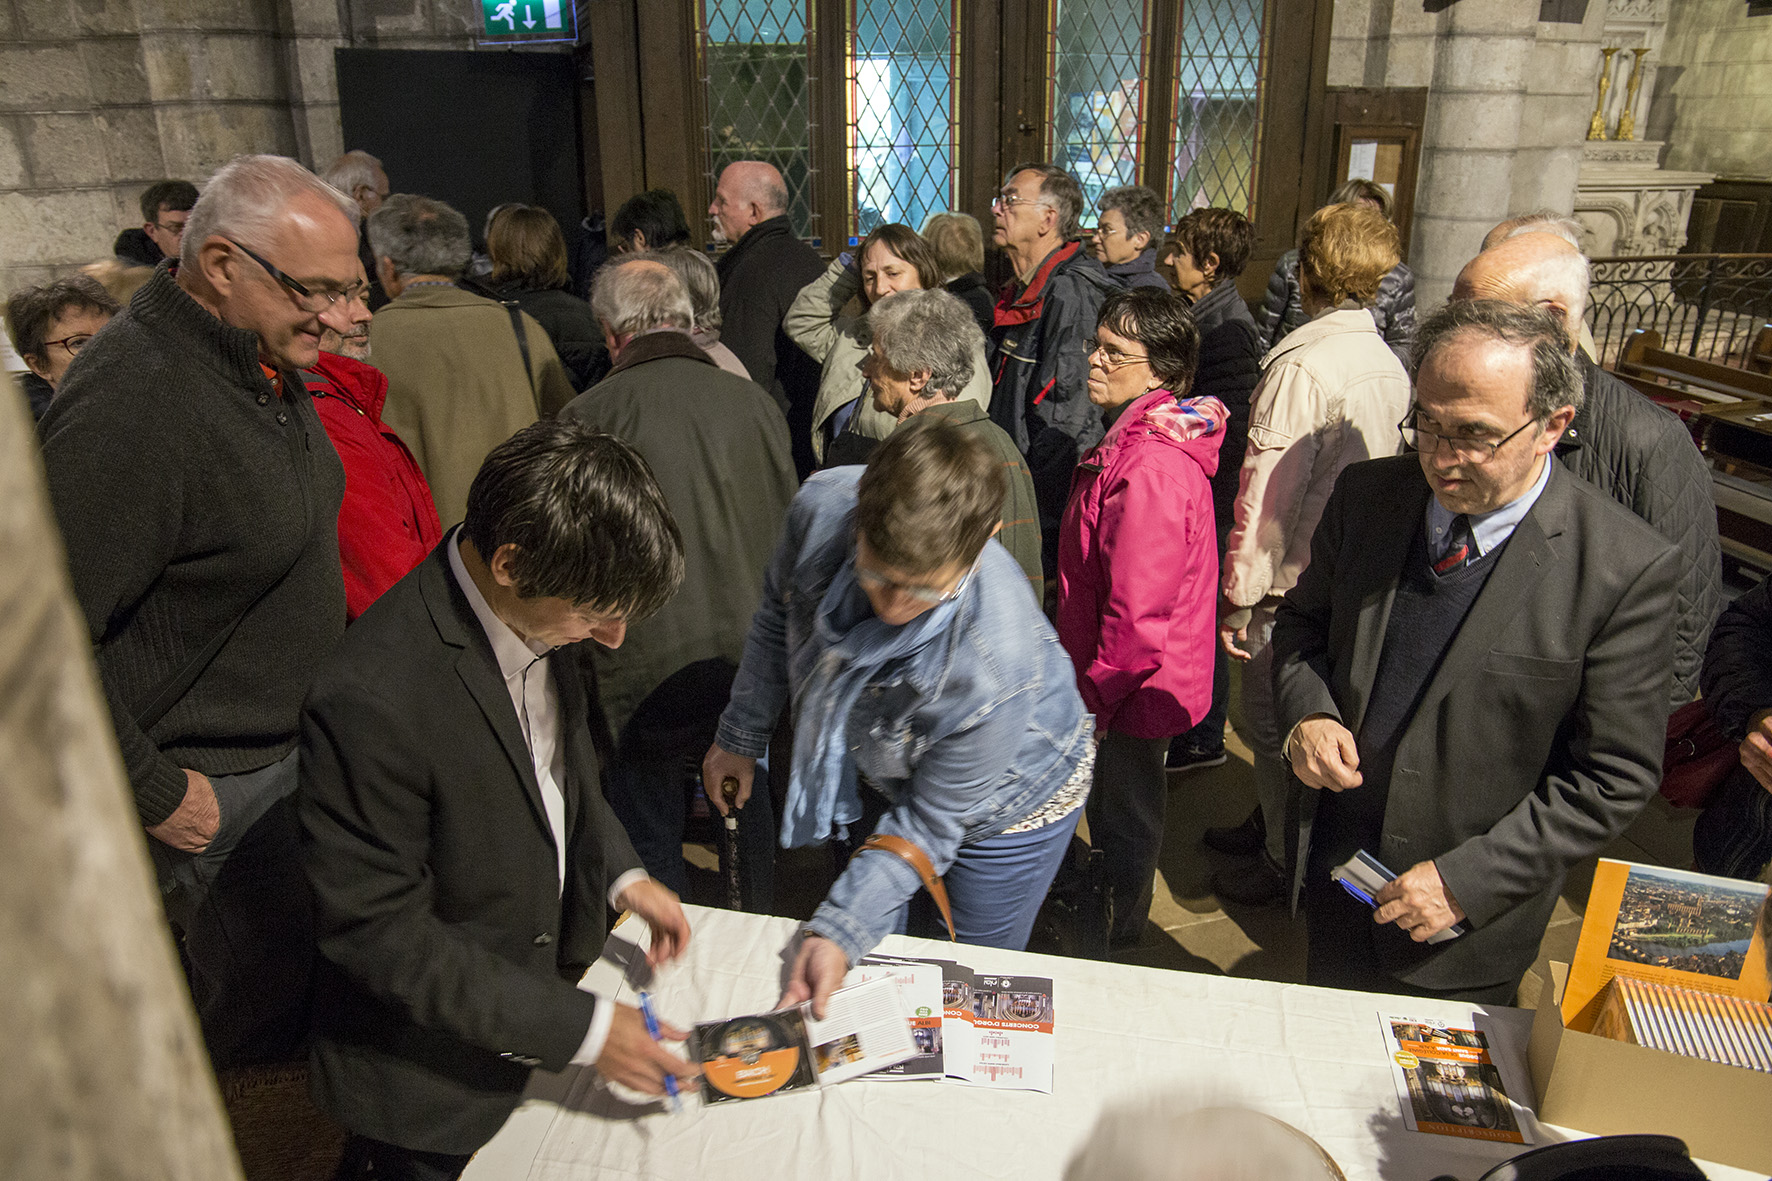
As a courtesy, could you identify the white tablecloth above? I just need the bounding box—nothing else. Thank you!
[464,905,1757,1181]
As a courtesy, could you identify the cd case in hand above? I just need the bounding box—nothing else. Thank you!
[692,976,918,1103]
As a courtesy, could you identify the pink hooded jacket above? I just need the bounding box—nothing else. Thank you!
[1056,389,1227,739]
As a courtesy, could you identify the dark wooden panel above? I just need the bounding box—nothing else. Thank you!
[811,0,848,249]
[1240,0,1333,303]
[957,0,1002,226]
[1143,0,1179,211]
[636,0,706,242]
[997,0,1047,182]
[585,0,644,216]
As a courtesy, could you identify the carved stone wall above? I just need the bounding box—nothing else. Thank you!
[1573,141,1710,255]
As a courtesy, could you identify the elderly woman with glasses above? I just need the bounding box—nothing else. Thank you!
[784,223,993,466]
[703,418,1094,1016]
[1055,286,1227,948]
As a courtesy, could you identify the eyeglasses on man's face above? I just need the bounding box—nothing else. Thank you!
[154,218,188,237]
[1399,406,1541,464]
[223,237,365,312]
[1085,336,1150,370]
[992,190,1051,213]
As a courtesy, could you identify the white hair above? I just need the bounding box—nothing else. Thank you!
[181,154,358,269]
[592,255,694,336]
[321,150,384,198]
[1064,1101,1346,1181]
[1489,209,1586,252]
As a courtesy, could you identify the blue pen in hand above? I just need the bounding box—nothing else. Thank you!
[636,990,682,1112]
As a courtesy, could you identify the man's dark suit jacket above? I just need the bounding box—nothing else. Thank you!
[298,540,642,1155]
[1271,454,1679,993]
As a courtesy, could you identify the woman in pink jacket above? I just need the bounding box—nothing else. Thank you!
[1056,287,1226,948]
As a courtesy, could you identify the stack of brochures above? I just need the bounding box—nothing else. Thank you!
[1591,974,1772,1071]
[1562,860,1772,1073]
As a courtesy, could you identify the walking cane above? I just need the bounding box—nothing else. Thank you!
[719,777,743,912]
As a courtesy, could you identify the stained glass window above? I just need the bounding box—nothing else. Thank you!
[700,0,817,238]
[848,0,959,240]
[1172,0,1265,216]
[1046,0,1153,216]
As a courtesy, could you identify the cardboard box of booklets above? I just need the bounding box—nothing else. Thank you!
[1527,860,1772,1173]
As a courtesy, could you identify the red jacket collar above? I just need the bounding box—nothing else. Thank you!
[306,351,390,421]
[994,241,1086,329]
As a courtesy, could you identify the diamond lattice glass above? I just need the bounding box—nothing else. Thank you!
[1046,0,1152,217]
[701,0,817,238]
[1171,0,1266,217]
[849,0,959,240]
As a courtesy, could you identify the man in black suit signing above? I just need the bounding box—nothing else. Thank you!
[299,419,700,1179]
[1273,301,1679,1003]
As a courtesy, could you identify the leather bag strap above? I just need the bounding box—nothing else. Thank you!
[501,301,536,401]
[856,833,955,941]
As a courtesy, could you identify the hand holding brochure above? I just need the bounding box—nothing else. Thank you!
[1332,850,1465,944]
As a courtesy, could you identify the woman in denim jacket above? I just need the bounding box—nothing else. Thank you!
[703,419,1094,1015]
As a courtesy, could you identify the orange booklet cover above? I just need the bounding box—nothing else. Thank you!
[1563,860,1771,1034]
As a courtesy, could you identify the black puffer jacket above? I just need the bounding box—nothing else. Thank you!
[946,271,995,340]
[1186,280,1262,543]
[1256,249,1416,367]
[1557,357,1721,705]
[492,283,609,391]
[1699,573,1772,742]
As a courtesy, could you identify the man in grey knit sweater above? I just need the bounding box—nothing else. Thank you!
[39,155,363,1069]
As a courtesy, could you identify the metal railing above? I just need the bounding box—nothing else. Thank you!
[1586,253,1772,369]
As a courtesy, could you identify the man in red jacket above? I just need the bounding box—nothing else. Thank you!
[305,291,442,620]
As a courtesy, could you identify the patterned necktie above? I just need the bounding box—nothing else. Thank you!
[1433,514,1474,576]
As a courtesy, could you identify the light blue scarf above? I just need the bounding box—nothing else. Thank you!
[781,556,966,848]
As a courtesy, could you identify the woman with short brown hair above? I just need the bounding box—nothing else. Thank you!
[704,418,1093,1014]
[486,205,607,388]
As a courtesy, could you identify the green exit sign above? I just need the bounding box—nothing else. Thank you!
[479,0,577,43]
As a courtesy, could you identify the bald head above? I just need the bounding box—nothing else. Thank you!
[710,161,789,243]
[1452,232,1590,348]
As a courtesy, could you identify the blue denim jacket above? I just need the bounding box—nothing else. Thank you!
[715,469,1092,964]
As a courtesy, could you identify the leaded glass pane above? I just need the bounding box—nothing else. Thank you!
[850,0,958,239]
[1047,0,1152,216]
[701,0,817,238]
[1172,0,1265,216]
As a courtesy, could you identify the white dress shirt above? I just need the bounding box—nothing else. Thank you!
[447,529,646,1067]
[1425,448,1554,562]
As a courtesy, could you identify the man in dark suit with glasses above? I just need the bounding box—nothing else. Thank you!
[1273,300,1679,1003]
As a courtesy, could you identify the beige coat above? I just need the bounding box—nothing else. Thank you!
[371,284,576,529]
[785,258,991,461]
[1222,306,1410,608]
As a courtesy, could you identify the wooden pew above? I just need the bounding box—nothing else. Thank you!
[1750,324,1772,375]
[1616,329,1772,403]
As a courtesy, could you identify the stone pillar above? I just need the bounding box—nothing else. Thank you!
[1408,0,1540,309]
[0,373,243,1181]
